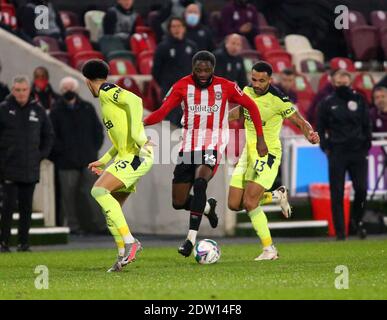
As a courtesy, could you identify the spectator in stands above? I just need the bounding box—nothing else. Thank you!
[49,77,106,235]
[31,66,59,112]
[306,72,335,128]
[317,69,371,241]
[103,0,144,44]
[213,33,247,89]
[370,86,387,133]
[17,0,65,43]
[184,3,214,52]
[0,75,54,252]
[0,61,10,103]
[220,0,259,46]
[152,0,207,42]
[152,17,197,127]
[276,68,297,103]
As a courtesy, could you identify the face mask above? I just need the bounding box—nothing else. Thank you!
[63,91,77,102]
[186,13,200,27]
[335,85,353,101]
[34,79,49,91]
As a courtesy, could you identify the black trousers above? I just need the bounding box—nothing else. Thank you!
[328,149,368,237]
[0,181,36,246]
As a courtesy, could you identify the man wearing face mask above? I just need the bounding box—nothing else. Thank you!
[317,69,372,240]
[184,4,214,52]
[152,17,197,127]
[49,77,106,235]
[220,0,259,46]
[31,66,59,113]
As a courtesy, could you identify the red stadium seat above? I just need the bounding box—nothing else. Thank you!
[137,50,154,74]
[300,59,325,73]
[66,26,91,39]
[33,36,61,53]
[257,12,278,37]
[73,51,104,70]
[143,79,162,111]
[0,3,17,30]
[294,74,315,116]
[50,52,71,65]
[109,59,137,76]
[65,34,94,56]
[318,72,331,91]
[265,51,292,72]
[254,34,281,57]
[115,76,143,98]
[329,57,356,72]
[370,11,387,30]
[344,11,379,61]
[130,33,157,56]
[60,10,80,28]
[135,26,157,41]
[352,72,375,105]
[380,27,387,60]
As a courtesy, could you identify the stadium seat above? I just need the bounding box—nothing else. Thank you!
[0,2,17,30]
[344,11,379,61]
[135,26,157,41]
[380,27,387,60]
[106,50,136,63]
[265,51,292,72]
[109,59,137,76]
[300,59,325,73]
[99,35,126,57]
[84,10,105,43]
[73,51,104,70]
[137,51,154,74]
[130,33,157,57]
[65,26,91,39]
[59,10,80,28]
[317,72,331,91]
[33,36,61,53]
[115,76,143,99]
[329,57,356,72]
[294,74,315,116]
[352,72,375,105]
[50,52,71,66]
[370,11,387,30]
[66,34,93,56]
[284,34,324,72]
[143,79,162,111]
[254,34,281,57]
[257,12,278,37]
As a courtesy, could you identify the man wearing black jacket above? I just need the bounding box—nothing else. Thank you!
[0,76,54,252]
[152,17,197,127]
[317,69,372,240]
[49,77,105,235]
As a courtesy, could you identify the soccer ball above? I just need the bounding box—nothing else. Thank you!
[193,239,221,264]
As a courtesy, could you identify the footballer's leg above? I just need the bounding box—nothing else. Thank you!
[244,181,278,261]
[178,164,214,257]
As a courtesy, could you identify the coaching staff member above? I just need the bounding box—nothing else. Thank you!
[0,76,54,252]
[317,69,372,240]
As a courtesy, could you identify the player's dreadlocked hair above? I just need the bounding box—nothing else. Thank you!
[82,59,110,80]
[252,61,273,76]
[192,51,216,67]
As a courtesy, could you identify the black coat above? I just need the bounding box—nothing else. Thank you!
[0,96,54,183]
[317,88,372,154]
[152,35,197,95]
[213,46,247,89]
[0,83,10,103]
[49,97,104,170]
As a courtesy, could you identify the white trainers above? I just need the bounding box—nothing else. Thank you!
[254,245,279,261]
[276,186,292,218]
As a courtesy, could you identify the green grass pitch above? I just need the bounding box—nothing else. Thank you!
[0,239,386,300]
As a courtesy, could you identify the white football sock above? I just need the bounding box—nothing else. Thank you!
[187,230,198,245]
[123,234,135,244]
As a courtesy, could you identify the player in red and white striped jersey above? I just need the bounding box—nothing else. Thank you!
[144,51,267,257]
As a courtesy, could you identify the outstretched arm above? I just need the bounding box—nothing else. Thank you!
[143,85,183,126]
[288,110,320,144]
